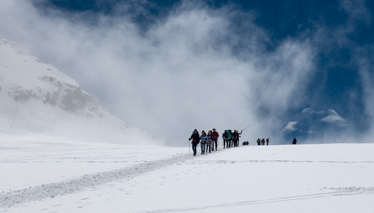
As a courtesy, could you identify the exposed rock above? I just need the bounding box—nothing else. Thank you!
[7,77,104,119]
[10,86,38,102]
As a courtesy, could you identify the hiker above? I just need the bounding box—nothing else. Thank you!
[261,138,265,145]
[257,138,261,146]
[206,130,214,153]
[238,130,243,145]
[189,129,200,156]
[292,138,297,145]
[200,130,207,154]
[227,130,233,148]
[266,138,269,146]
[232,130,239,147]
[222,130,229,148]
[212,128,219,151]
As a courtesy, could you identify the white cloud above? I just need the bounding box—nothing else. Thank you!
[320,109,348,126]
[340,0,371,24]
[302,108,325,114]
[282,121,298,132]
[0,0,316,145]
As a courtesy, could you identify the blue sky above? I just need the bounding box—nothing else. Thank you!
[1,0,374,144]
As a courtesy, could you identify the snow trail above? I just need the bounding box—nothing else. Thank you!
[0,153,191,207]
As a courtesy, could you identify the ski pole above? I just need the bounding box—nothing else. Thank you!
[240,125,252,132]
[189,139,190,156]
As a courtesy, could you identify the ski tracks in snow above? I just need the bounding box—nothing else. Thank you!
[0,154,192,208]
[138,187,374,213]
[188,160,374,165]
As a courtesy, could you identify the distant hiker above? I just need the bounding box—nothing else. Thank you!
[232,130,239,147]
[200,130,207,154]
[238,130,243,145]
[266,138,269,146]
[292,138,297,145]
[206,130,214,153]
[227,130,233,148]
[189,129,200,156]
[261,138,265,145]
[212,128,219,151]
[222,130,229,148]
[257,138,261,146]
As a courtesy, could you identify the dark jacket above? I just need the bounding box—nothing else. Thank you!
[207,133,215,142]
[292,138,297,144]
[232,132,239,140]
[189,132,200,143]
[222,131,228,140]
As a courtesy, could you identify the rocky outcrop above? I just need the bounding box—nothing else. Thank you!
[1,37,105,120]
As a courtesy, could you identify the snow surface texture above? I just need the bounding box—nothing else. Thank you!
[0,37,162,145]
[1,142,374,212]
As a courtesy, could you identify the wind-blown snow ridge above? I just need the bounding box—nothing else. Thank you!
[0,154,191,207]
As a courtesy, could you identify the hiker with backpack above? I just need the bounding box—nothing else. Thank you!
[232,130,239,147]
[212,128,219,151]
[222,130,229,148]
[200,130,207,154]
[257,138,261,145]
[266,138,269,145]
[206,130,215,153]
[227,130,233,148]
[292,138,297,144]
[261,138,265,145]
[189,129,200,156]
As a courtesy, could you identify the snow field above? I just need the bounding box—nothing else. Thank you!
[1,143,374,212]
[0,141,187,192]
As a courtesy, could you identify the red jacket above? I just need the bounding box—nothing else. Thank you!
[212,130,219,139]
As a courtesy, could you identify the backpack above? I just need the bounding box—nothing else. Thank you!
[227,130,232,139]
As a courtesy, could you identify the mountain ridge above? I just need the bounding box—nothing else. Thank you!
[0,36,162,145]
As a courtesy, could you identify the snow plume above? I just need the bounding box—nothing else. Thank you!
[356,56,374,142]
[320,109,349,127]
[282,121,298,132]
[302,108,325,115]
[0,0,316,145]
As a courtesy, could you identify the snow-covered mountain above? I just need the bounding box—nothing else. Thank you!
[0,36,162,145]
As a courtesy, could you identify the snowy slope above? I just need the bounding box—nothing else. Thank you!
[0,37,162,145]
[1,142,374,212]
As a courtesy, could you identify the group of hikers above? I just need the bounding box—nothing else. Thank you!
[188,128,243,156]
[188,128,219,156]
[256,138,270,146]
[188,128,298,156]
